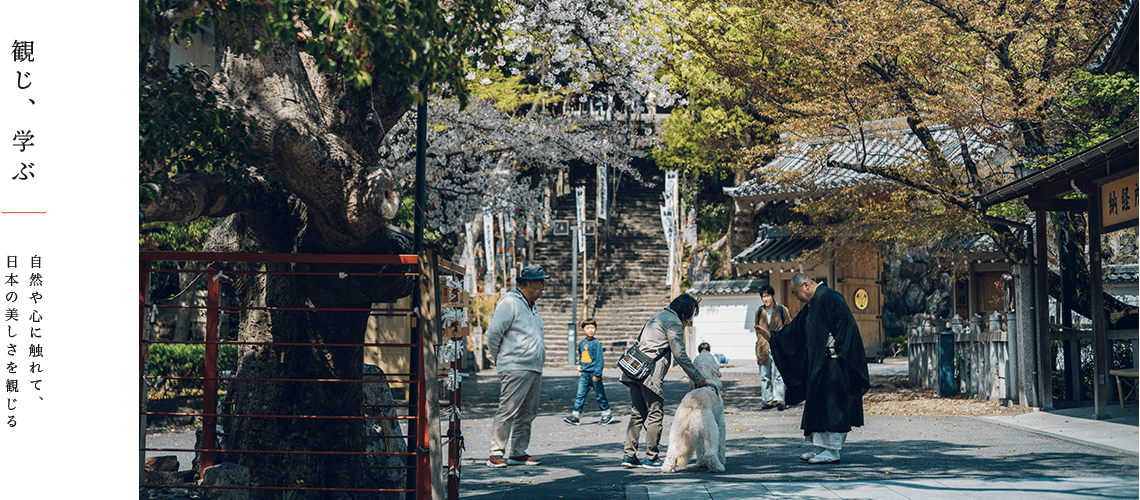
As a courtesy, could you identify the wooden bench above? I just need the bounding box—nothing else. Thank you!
[1109,367,1138,408]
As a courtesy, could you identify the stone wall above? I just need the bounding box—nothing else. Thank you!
[881,249,954,339]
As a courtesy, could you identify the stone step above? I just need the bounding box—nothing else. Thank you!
[534,168,676,368]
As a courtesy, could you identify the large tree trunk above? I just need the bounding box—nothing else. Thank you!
[142,9,421,497]
[205,203,415,499]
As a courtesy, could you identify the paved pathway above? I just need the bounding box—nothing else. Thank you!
[456,361,1138,500]
[143,358,1139,499]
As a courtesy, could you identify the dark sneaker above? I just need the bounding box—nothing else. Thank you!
[776,401,787,411]
[507,455,541,466]
[761,401,775,410]
[599,414,614,425]
[564,416,581,425]
[641,458,663,469]
[487,456,507,468]
[621,455,641,468]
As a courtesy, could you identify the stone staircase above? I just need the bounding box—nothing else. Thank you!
[531,165,674,368]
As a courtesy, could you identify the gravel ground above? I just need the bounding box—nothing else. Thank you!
[860,376,1030,417]
[713,368,1031,418]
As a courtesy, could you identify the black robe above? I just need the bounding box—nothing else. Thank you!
[771,284,871,434]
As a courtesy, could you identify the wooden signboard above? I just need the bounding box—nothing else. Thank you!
[1101,172,1139,233]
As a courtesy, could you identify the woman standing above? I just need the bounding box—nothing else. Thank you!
[619,293,707,469]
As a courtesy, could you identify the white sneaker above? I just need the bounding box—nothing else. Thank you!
[808,449,840,464]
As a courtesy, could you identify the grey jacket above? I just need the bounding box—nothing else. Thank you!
[620,307,703,398]
[485,289,546,373]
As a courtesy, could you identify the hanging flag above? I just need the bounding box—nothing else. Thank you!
[663,171,679,286]
[661,205,674,286]
[664,170,678,218]
[575,186,586,253]
[483,211,495,291]
[499,212,509,278]
[597,163,608,220]
[464,222,476,294]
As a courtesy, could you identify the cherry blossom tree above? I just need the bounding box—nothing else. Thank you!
[377,0,684,237]
[140,0,680,496]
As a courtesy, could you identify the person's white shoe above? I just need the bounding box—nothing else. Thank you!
[799,446,825,461]
[808,449,840,464]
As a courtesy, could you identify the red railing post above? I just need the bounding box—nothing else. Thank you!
[200,266,221,474]
[140,259,151,484]
[138,252,424,497]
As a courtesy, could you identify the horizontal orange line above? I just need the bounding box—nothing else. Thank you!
[2,212,47,214]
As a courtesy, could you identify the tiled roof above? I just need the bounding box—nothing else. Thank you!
[1104,264,1139,285]
[1088,0,1137,74]
[731,224,820,266]
[686,278,770,296]
[725,122,997,200]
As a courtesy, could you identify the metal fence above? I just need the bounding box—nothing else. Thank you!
[139,250,468,499]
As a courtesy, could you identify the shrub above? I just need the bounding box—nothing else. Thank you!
[146,343,238,398]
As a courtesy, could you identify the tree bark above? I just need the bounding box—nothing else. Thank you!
[143,11,420,497]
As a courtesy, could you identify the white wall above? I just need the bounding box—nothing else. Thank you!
[691,295,763,365]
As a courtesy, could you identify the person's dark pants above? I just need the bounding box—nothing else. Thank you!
[624,382,664,460]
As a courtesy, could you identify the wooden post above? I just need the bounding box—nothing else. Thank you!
[1035,211,1053,409]
[1089,189,1109,418]
[418,249,443,500]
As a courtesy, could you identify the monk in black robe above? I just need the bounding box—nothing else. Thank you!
[757,273,870,464]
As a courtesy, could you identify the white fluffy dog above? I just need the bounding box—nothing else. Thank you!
[661,352,726,473]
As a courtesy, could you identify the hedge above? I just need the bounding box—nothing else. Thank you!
[146,343,238,397]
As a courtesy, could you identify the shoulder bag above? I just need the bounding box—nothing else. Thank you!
[617,330,666,382]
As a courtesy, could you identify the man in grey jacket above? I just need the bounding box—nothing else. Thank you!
[485,265,549,468]
[620,293,707,469]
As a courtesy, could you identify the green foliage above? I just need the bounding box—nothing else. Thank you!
[139,65,265,210]
[654,106,770,179]
[140,0,503,102]
[147,343,239,397]
[695,192,730,247]
[140,218,217,251]
[1059,70,1139,152]
[390,189,459,254]
[985,200,1030,223]
[468,68,559,114]
[1050,340,1135,401]
[653,2,776,179]
[467,293,499,331]
[205,0,502,103]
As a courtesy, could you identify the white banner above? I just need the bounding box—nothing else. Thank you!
[464,222,476,294]
[499,212,510,277]
[597,164,608,220]
[575,185,586,253]
[661,205,675,286]
[483,211,495,291]
[664,170,679,287]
